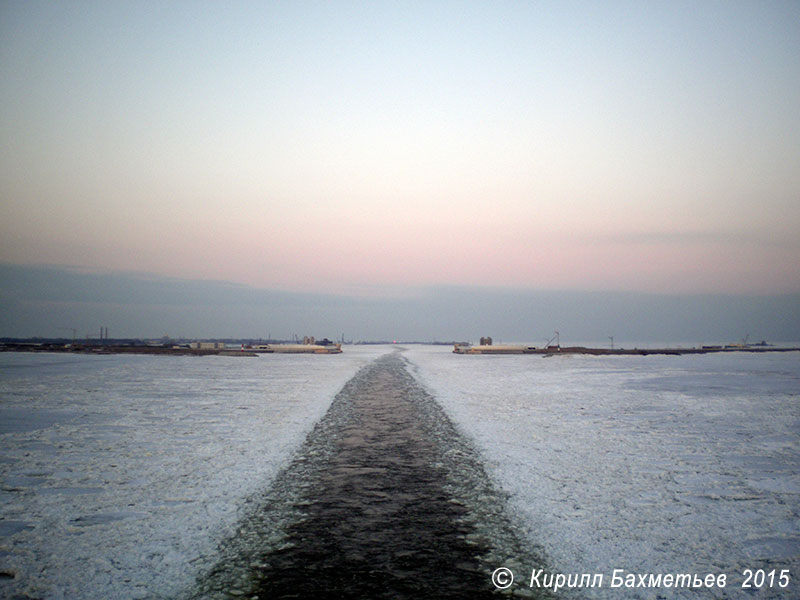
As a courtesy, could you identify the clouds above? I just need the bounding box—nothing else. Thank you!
[1,264,798,343]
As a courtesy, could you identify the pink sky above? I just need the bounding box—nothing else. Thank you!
[1,2,798,298]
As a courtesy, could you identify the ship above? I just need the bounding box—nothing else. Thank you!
[453,343,538,354]
[248,336,343,354]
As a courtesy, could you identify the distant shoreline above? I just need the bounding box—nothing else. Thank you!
[0,340,346,355]
[453,344,800,356]
[0,343,256,356]
[2,341,799,358]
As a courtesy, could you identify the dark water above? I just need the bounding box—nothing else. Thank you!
[187,352,551,599]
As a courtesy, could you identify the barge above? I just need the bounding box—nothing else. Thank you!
[453,343,538,354]
[250,343,343,354]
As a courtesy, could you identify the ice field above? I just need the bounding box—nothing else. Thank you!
[0,347,391,599]
[1,345,798,599]
[405,345,800,598]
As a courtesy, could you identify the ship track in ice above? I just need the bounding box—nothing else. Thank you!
[185,351,553,599]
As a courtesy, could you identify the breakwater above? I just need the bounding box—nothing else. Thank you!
[454,344,800,356]
[0,343,338,356]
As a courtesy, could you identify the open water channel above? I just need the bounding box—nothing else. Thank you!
[185,351,550,599]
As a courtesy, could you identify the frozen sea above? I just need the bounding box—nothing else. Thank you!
[1,345,798,599]
[0,346,392,599]
[404,345,800,599]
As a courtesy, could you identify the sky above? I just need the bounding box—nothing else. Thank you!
[1,1,799,339]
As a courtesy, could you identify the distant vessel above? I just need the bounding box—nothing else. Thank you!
[453,343,537,354]
[246,335,343,354]
[249,343,343,354]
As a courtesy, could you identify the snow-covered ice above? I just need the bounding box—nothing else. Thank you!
[0,347,391,599]
[404,345,800,598]
[2,345,798,599]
